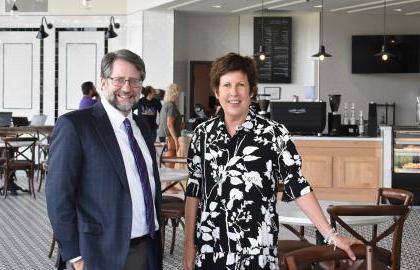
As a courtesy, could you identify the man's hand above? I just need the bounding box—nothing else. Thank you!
[72,259,84,270]
[182,242,195,270]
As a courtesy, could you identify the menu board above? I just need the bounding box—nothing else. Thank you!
[254,17,292,83]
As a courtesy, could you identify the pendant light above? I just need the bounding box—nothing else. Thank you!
[374,0,394,61]
[312,0,332,60]
[255,0,267,62]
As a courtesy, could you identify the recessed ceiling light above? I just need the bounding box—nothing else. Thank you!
[394,8,402,11]
[314,5,322,8]
[212,5,222,8]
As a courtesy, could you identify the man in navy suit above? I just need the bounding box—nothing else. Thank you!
[46,49,162,270]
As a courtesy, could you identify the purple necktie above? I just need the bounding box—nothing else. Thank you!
[123,118,155,238]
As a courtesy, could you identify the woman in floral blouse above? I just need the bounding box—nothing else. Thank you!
[183,53,361,270]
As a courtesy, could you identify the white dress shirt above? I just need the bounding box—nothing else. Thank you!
[102,97,159,238]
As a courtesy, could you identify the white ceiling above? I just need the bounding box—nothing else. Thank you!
[151,0,420,16]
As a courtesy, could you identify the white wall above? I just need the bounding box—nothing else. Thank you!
[126,10,143,56]
[174,12,189,116]
[321,13,420,126]
[142,10,175,91]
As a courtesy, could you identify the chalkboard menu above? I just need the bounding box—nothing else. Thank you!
[254,17,292,83]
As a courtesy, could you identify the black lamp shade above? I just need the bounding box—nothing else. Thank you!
[312,45,332,58]
[36,25,49,39]
[374,44,394,57]
[12,3,18,11]
[105,24,118,39]
[36,17,53,40]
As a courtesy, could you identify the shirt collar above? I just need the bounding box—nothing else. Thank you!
[101,94,133,128]
[216,107,258,134]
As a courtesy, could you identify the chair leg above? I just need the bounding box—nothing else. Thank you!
[48,235,56,258]
[3,171,9,199]
[38,169,44,192]
[170,218,177,255]
[161,219,166,256]
[31,170,36,199]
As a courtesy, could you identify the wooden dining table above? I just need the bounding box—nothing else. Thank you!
[277,200,392,244]
[159,167,188,193]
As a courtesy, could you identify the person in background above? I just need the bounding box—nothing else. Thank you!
[183,52,361,269]
[157,83,182,155]
[78,81,99,109]
[135,85,162,142]
[46,49,162,270]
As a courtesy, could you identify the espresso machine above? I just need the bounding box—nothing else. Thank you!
[328,94,342,136]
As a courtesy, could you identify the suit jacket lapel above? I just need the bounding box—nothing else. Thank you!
[92,103,129,192]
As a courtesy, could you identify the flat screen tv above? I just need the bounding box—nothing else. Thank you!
[352,35,420,74]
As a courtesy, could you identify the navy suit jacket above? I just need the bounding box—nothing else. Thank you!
[46,102,162,270]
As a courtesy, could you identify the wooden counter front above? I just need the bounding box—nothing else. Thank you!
[294,139,382,202]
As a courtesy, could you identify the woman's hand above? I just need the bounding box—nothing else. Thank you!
[72,259,84,270]
[183,242,196,270]
[333,235,363,261]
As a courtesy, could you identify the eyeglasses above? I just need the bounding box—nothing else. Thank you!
[108,77,143,88]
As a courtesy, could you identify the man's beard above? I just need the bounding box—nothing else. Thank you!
[103,90,140,113]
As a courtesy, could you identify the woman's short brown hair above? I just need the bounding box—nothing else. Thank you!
[209,52,258,98]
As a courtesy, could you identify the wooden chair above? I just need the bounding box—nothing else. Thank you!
[38,160,48,192]
[159,156,187,255]
[1,137,37,199]
[283,244,367,270]
[327,203,411,270]
[161,197,185,255]
[277,183,313,270]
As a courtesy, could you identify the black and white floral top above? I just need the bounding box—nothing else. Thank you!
[186,109,312,270]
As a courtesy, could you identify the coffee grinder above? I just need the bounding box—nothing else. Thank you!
[257,94,271,118]
[328,94,342,136]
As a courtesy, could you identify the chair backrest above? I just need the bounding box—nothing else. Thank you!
[284,244,367,270]
[30,114,47,126]
[376,187,414,206]
[0,112,12,127]
[327,204,410,270]
[373,188,414,269]
[3,137,38,165]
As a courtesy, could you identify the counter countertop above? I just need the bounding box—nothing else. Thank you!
[291,135,382,141]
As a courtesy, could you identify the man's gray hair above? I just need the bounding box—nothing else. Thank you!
[100,49,146,81]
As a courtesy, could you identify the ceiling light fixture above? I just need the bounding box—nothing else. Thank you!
[231,0,287,13]
[312,0,332,60]
[82,0,93,9]
[406,10,420,14]
[167,0,201,10]
[255,0,267,62]
[330,0,394,12]
[268,0,307,9]
[105,16,120,39]
[36,16,53,39]
[375,0,394,61]
[347,0,420,13]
